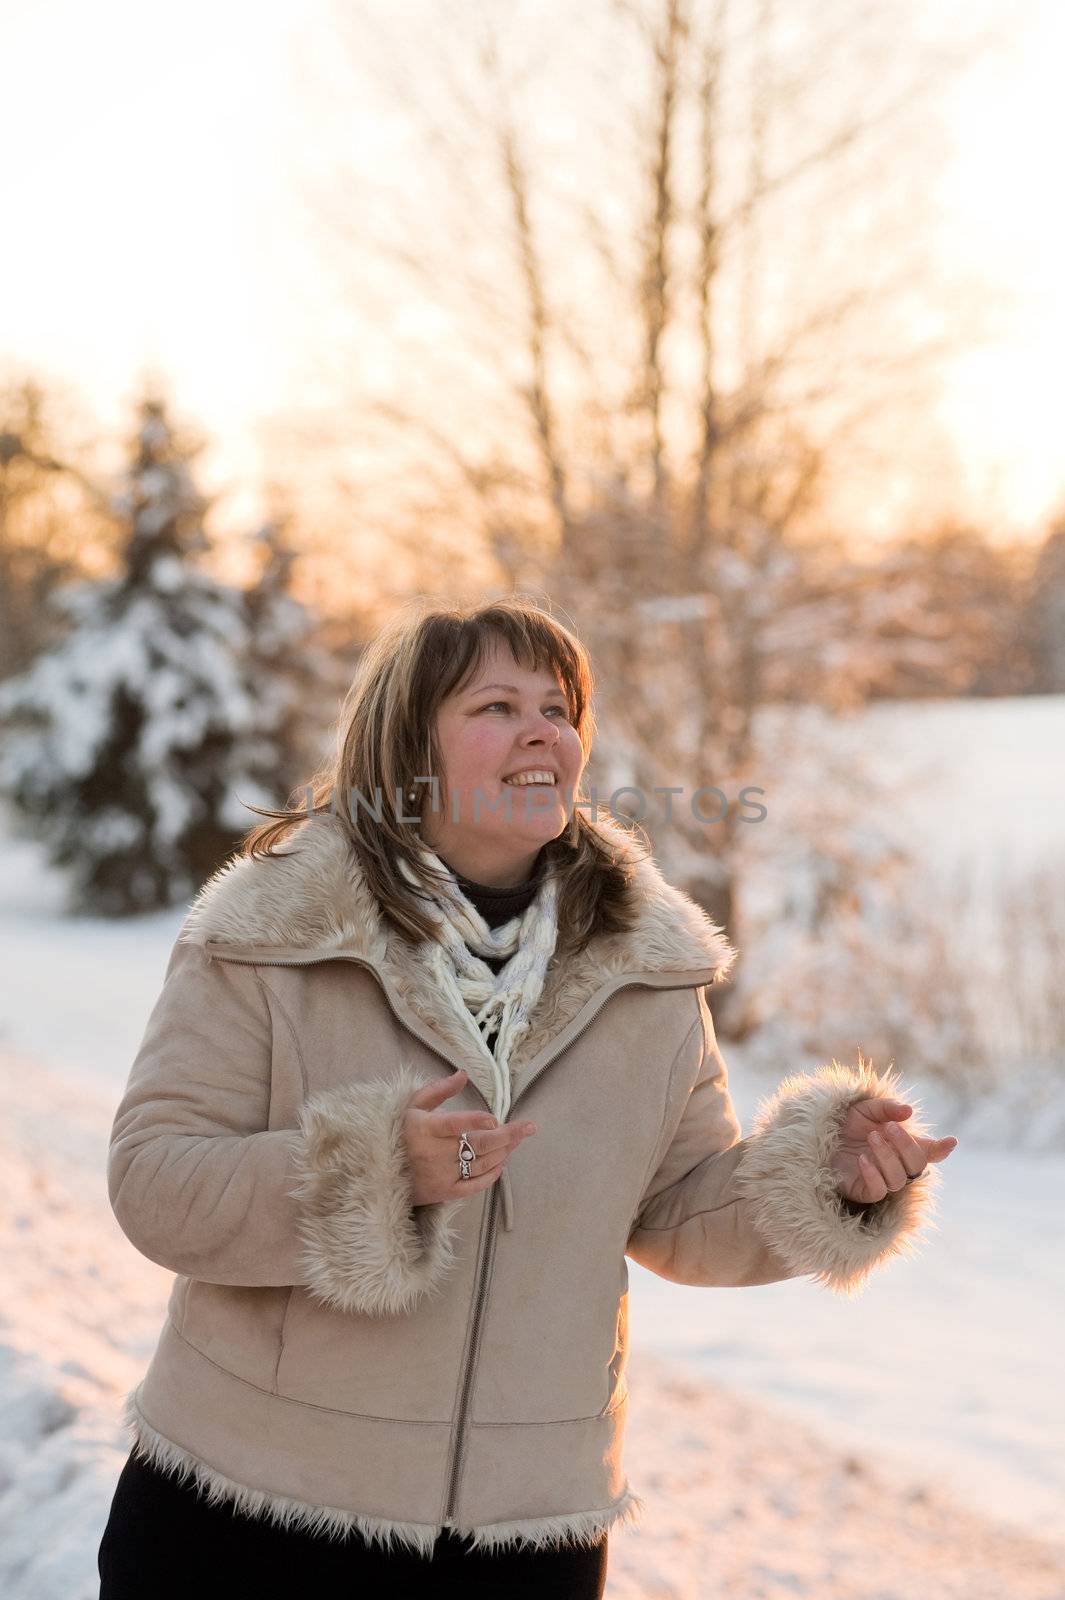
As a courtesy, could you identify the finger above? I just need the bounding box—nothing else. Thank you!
[864,1098,913,1126]
[880,1119,924,1170]
[453,1145,500,1180]
[460,1117,540,1177]
[453,1136,518,1185]
[448,1166,501,1197]
[491,1122,538,1153]
[408,1069,471,1110]
[857,1150,888,1201]
[432,1110,500,1140]
[444,1120,534,1158]
[927,1135,959,1163]
[865,1128,910,1189]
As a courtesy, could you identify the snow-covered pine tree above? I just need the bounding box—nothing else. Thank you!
[0,396,323,915]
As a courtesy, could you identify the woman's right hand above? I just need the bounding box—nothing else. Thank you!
[403,1069,538,1206]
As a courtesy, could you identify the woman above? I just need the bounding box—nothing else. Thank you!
[98,598,958,1597]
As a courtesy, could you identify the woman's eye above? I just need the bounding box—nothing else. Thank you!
[483,701,568,717]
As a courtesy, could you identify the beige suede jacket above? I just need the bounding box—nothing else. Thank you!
[107,811,940,1557]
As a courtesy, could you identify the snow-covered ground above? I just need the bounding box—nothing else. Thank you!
[628,1142,1065,1549]
[1,694,1063,1598]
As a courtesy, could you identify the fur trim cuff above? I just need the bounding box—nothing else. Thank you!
[288,1063,464,1317]
[732,1055,942,1299]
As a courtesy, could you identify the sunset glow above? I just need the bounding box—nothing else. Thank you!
[2,0,1063,545]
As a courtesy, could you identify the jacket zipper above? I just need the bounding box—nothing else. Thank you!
[440,1177,498,1526]
[214,947,703,1528]
[437,991,628,1526]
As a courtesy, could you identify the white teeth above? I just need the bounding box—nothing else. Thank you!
[503,772,556,786]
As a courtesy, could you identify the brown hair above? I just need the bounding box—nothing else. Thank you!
[241,596,651,953]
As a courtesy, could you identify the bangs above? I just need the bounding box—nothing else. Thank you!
[421,605,590,737]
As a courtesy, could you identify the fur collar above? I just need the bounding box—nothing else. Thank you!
[178,811,737,1104]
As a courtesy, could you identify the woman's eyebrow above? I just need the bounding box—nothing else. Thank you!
[467,682,567,698]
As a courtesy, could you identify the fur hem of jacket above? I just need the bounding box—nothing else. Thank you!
[121,1387,643,1556]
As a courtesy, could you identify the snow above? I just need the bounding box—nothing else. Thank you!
[1,695,1064,1597]
[628,1141,1065,1552]
[852,693,1065,881]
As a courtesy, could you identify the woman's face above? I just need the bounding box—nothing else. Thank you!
[418,638,586,886]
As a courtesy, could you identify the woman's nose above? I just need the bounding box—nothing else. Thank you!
[522,718,559,744]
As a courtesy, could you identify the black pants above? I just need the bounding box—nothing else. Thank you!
[98,1450,609,1598]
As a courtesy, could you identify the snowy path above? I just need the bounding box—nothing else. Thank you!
[619,1349,1065,1600]
[628,1138,1065,1549]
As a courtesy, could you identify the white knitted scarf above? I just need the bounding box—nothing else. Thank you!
[396,843,560,1122]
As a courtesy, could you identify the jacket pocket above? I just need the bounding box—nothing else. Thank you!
[180,1282,293,1391]
[270,1284,466,1421]
[271,1286,297,1393]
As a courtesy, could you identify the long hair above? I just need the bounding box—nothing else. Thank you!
[241,596,652,953]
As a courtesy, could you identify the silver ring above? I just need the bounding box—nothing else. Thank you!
[458,1131,476,1181]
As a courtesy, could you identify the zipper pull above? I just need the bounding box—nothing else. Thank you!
[499,1164,515,1232]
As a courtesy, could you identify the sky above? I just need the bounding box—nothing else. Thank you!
[2,0,1063,549]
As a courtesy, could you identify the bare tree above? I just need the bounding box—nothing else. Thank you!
[0,375,118,679]
[279,0,1008,1045]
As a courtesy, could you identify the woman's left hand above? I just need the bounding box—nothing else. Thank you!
[832,1098,959,1203]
